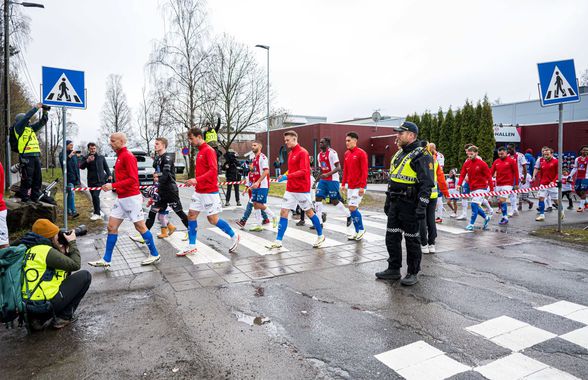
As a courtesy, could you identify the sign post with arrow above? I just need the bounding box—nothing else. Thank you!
[537,59,581,232]
[41,66,86,229]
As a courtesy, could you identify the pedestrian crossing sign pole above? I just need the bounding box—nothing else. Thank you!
[537,59,581,232]
[41,66,87,229]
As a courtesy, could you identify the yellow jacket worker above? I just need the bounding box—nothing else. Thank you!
[19,219,92,330]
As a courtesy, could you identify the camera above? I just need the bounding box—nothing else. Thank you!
[9,163,21,174]
[41,105,51,111]
[57,224,88,246]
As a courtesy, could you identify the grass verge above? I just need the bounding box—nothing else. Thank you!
[38,169,104,233]
[530,224,588,246]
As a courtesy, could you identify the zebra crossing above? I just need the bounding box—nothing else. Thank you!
[159,211,464,265]
[374,300,588,380]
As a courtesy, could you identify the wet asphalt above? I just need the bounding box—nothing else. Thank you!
[1,189,587,379]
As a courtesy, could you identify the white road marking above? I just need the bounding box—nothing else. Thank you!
[376,303,585,379]
[560,327,588,351]
[321,221,384,242]
[474,353,568,380]
[262,223,341,247]
[536,301,588,324]
[208,228,288,255]
[364,214,471,235]
[374,341,470,380]
[166,232,229,265]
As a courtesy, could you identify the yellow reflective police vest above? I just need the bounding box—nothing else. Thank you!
[431,160,439,199]
[22,245,67,301]
[205,128,218,143]
[15,126,41,154]
[389,147,424,184]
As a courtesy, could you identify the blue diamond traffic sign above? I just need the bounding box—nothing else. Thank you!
[537,59,580,107]
[42,66,86,108]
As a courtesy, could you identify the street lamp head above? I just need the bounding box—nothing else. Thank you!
[20,2,45,8]
[255,44,269,50]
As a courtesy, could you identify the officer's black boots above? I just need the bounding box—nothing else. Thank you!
[375,265,401,280]
[400,273,419,286]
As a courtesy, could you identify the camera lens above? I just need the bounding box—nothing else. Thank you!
[74,225,88,236]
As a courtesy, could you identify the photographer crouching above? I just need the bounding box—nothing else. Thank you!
[15,219,91,330]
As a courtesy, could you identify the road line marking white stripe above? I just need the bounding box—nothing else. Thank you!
[208,228,288,255]
[166,232,229,265]
[363,214,471,235]
[262,224,341,247]
[322,221,384,242]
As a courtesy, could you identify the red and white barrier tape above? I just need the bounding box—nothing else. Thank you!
[446,184,557,199]
[71,178,280,191]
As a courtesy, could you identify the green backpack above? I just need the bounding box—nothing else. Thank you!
[0,245,27,328]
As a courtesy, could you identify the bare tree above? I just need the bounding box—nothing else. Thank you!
[100,74,132,152]
[48,108,79,168]
[136,86,154,155]
[580,69,588,87]
[204,34,266,152]
[149,0,210,176]
[149,79,175,141]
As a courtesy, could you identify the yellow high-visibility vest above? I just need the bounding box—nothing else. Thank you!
[22,245,67,301]
[15,126,41,154]
[431,160,439,199]
[389,147,424,184]
[205,128,218,143]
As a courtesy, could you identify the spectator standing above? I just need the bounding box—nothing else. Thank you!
[80,142,111,220]
[222,151,242,206]
[60,140,81,219]
[273,157,282,177]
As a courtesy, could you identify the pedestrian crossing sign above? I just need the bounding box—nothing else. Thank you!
[41,66,86,108]
[537,59,580,107]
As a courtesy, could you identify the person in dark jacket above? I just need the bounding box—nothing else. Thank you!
[130,137,190,243]
[13,103,49,202]
[222,151,242,206]
[16,218,92,331]
[60,140,81,218]
[79,142,112,220]
[376,122,434,286]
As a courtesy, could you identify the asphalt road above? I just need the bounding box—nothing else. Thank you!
[1,188,587,379]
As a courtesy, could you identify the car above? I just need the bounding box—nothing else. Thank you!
[131,151,155,186]
[175,158,186,174]
[105,151,155,187]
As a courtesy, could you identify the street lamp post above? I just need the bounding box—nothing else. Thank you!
[2,0,44,190]
[255,44,270,165]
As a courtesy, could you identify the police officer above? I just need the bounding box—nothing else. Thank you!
[376,121,434,286]
[12,103,49,202]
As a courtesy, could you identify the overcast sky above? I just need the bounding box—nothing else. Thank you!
[22,0,588,145]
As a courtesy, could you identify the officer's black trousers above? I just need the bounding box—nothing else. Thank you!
[18,155,42,201]
[385,198,422,275]
[419,198,437,246]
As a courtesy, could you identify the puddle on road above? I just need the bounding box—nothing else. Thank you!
[235,311,271,326]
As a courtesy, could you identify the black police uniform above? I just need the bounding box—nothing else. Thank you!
[379,140,434,281]
[145,152,189,229]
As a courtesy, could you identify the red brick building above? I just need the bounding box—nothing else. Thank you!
[518,120,588,154]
